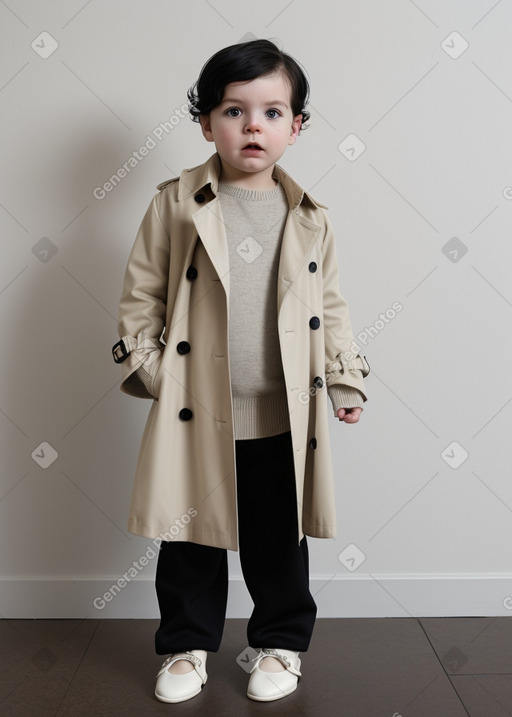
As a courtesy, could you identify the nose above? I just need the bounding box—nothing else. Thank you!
[244,114,262,133]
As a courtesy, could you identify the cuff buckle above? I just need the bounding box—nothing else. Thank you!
[112,339,129,364]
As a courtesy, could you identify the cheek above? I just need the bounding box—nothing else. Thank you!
[273,127,294,145]
[214,123,236,145]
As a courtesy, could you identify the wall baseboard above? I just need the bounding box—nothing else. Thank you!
[2,575,512,618]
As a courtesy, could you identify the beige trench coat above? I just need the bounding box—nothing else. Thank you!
[114,153,369,550]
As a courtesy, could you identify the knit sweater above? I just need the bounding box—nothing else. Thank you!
[216,181,364,440]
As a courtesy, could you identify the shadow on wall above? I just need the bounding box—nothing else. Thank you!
[0,118,160,613]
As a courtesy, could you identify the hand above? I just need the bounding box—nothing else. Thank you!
[336,407,363,423]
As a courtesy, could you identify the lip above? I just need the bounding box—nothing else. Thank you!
[241,144,264,155]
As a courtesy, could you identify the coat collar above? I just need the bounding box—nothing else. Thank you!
[167,152,327,211]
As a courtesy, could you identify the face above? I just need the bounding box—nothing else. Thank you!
[199,71,303,187]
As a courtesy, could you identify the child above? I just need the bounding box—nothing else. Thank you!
[113,38,370,704]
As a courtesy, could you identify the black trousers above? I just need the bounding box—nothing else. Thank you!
[154,430,317,654]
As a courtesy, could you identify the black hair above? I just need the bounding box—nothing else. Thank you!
[187,39,310,128]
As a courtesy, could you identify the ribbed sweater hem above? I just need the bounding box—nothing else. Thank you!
[233,389,291,440]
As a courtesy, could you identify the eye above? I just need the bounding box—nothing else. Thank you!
[225,107,242,117]
[266,108,281,119]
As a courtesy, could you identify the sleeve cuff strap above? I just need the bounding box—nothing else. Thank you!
[325,353,370,380]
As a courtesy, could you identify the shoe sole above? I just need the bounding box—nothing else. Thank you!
[247,680,299,702]
[155,677,207,703]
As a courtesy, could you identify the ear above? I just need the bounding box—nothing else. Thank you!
[199,114,214,142]
[288,114,303,145]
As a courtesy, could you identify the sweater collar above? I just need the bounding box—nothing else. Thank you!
[173,152,327,210]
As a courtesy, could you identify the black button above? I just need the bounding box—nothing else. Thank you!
[309,316,320,330]
[309,437,317,450]
[313,376,323,389]
[186,265,198,280]
[309,262,317,273]
[176,341,190,355]
[179,408,193,421]
[194,193,205,203]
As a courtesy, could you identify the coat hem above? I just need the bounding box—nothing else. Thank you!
[302,525,337,539]
[127,520,238,551]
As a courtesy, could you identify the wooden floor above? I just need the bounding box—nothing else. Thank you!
[1,617,511,715]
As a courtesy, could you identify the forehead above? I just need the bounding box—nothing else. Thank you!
[221,71,292,104]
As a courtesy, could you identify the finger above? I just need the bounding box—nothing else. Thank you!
[343,408,362,423]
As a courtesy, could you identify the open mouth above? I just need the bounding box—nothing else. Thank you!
[243,143,263,150]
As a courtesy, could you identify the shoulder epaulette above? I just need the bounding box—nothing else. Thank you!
[156,176,179,192]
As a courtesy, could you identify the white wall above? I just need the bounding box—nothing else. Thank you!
[1,0,512,618]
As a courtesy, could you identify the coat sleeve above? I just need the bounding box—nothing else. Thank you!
[113,194,169,399]
[321,210,370,408]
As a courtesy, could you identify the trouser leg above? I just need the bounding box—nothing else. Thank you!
[154,539,228,654]
[235,430,317,652]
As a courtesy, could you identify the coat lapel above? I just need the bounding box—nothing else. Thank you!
[192,197,231,300]
[276,210,321,317]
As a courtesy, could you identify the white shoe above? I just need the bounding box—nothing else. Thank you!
[247,648,301,702]
[155,650,207,703]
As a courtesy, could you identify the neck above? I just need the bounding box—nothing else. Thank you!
[218,161,277,191]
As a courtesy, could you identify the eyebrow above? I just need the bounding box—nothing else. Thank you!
[220,98,289,108]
